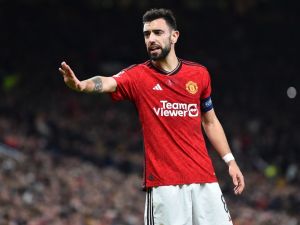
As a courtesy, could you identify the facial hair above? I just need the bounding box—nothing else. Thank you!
[148,40,171,61]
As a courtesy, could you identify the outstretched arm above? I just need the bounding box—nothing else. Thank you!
[59,61,117,93]
[202,109,245,195]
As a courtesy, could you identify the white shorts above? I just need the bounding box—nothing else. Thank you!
[144,183,233,225]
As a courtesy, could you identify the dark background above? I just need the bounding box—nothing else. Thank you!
[0,0,299,224]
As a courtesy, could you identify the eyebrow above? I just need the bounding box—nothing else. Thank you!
[143,29,164,35]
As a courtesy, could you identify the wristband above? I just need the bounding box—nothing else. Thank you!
[222,153,235,164]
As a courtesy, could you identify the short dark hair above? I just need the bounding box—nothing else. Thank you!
[143,8,177,30]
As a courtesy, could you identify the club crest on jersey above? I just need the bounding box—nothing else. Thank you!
[186,81,198,94]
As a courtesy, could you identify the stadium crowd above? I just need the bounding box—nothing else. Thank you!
[1,0,299,224]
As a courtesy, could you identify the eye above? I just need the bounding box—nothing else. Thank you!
[154,30,164,35]
[143,31,150,38]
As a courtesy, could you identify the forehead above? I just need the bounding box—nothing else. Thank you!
[143,18,169,31]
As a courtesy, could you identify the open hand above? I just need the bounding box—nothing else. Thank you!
[59,62,86,91]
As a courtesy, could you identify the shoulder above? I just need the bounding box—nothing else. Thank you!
[122,60,151,73]
[181,59,208,72]
[113,61,150,80]
[180,59,210,81]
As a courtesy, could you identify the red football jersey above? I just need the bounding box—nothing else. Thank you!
[111,59,217,187]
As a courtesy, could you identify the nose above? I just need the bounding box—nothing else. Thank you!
[148,32,156,43]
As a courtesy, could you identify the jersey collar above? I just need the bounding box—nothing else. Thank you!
[149,59,182,76]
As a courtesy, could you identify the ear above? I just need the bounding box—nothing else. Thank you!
[171,30,180,44]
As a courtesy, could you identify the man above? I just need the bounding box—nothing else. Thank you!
[59,8,245,225]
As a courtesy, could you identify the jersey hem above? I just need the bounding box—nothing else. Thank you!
[145,178,218,188]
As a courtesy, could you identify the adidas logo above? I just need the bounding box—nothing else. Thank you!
[153,84,163,91]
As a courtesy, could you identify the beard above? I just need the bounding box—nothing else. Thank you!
[147,42,171,61]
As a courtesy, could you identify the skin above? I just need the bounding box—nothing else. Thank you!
[59,17,245,195]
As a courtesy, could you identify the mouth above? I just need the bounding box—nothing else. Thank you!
[148,45,161,53]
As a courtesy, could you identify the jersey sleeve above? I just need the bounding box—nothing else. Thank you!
[200,69,213,112]
[110,68,137,102]
[200,69,212,99]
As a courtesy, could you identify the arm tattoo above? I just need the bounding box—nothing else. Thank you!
[92,77,103,93]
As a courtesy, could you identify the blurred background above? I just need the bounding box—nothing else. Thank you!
[0,0,299,224]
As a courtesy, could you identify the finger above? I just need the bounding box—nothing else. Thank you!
[232,174,239,194]
[235,175,245,195]
[61,61,67,69]
[234,186,239,195]
[234,185,241,195]
[61,62,71,71]
[232,174,238,186]
[238,176,245,194]
[59,68,65,75]
[61,62,75,78]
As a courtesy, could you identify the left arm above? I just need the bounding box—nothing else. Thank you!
[202,109,245,195]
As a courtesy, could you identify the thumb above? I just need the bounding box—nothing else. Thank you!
[77,82,85,91]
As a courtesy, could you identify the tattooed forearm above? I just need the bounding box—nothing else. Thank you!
[92,77,103,93]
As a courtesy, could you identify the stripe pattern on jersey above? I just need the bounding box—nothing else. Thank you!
[146,189,154,225]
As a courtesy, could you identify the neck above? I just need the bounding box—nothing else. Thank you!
[151,50,179,73]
